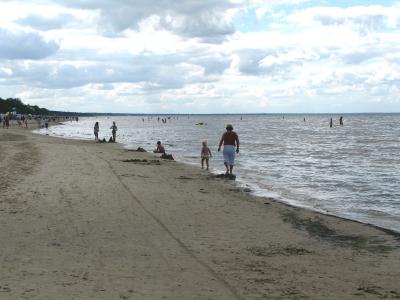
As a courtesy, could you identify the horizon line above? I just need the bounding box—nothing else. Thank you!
[57,112,400,115]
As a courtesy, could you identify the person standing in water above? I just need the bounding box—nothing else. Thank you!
[94,122,99,141]
[110,122,117,142]
[330,118,333,128]
[200,141,212,170]
[339,116,343,126]
[44,117,49,129]
[218,124,239,176]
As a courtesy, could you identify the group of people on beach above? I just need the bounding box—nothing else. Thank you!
[151,124,239,175]
[94,121,118,142]
[0,113,10,128]
[93,121,240,176]
[1,113,30,128]
[1,113,73,129]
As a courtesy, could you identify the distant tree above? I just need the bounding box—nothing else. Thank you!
[0,97,52,115]
[1,97,138,117]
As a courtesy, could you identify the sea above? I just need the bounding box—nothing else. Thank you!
[36,114,400,233]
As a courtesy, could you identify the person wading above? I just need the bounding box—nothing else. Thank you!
[218,124,240,176]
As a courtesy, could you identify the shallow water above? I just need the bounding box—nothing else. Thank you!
[37,114,400,232]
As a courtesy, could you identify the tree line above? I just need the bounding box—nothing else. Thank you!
[0,97,51,115]
[0,97,86,116]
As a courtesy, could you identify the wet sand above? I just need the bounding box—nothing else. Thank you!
[1,127,400,299]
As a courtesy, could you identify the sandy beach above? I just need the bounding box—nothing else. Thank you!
[1,127,400,300]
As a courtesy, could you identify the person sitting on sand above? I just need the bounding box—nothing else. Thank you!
[110,122,117,142]
[94,122,99,141]
[200,141,212,170]
[153,141,165,154]
[218,124,239,176]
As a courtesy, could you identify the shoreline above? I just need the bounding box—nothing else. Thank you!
[2,127,400,299]
[34,125,400,235]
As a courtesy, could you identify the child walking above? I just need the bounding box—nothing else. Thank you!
[201,141,212,170]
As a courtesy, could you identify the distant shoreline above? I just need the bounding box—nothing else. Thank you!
[43,112,400,117]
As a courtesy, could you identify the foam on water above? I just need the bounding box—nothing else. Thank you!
[36,114,400,232]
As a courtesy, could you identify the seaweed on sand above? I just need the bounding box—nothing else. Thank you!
[280,210,396,253]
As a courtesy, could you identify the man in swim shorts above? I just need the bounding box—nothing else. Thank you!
[217,124,239,176]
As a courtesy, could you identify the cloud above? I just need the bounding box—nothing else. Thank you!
[2,50,227,91]
[287,5,400,34]
[231,47,320,77]
[0,28,60,59]
[1,1,400,113]
[57,0,237,40]
[16,13,78,30]
[234,49,275,75]
[341,48,383,64]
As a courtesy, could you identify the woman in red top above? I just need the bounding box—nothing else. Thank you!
[218,124,239,175]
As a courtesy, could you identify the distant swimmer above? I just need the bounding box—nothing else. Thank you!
[339,116,344,126]
[218,124,239,176]
[330,118,333,128]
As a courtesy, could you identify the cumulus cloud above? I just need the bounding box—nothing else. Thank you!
[0,28,60,59]
[57,0,237,40]
[3,50,226,91]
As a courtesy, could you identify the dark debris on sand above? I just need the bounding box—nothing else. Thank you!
[121,159,161,165]
[160,153,174,160]
[213,173,236,180]
[126,147,147,152]
[97,137,115,143]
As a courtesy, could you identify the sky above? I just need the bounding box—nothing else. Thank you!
[0,0,399,113]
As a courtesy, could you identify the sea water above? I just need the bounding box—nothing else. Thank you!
[37,114,400,232]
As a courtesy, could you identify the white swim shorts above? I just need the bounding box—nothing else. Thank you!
[223,145,236,166]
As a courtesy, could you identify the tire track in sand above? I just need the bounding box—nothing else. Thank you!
[93,149,243,300]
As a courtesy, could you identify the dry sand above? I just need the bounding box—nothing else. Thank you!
[0,127,400,300]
